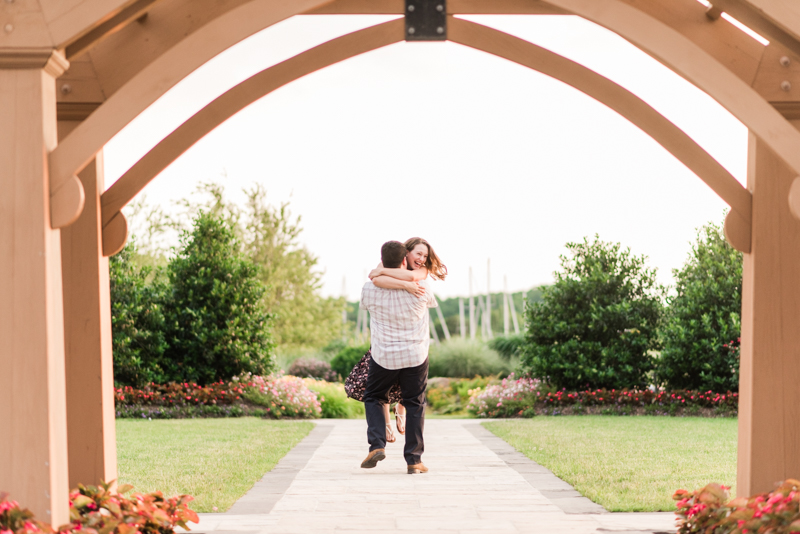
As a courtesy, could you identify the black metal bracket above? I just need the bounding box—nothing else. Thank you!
[405,0,446,41]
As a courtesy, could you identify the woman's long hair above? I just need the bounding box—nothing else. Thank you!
[404,237,448,281]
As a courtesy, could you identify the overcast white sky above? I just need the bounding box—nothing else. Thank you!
[104,14,751,301]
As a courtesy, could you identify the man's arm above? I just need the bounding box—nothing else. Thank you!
[359,284,372,312]
[373,276,426,298]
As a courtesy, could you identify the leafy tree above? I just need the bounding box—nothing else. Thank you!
[163,211,274,383]
[520,236,664,390]
[109,241,168,387]
[657,219,742,392]
[239,186,344,348]
[129,183,344,349]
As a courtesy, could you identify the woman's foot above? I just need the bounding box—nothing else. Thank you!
[395,405,406,435]
[385,423,396,443]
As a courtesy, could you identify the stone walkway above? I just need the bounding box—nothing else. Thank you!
[190,419,676,534]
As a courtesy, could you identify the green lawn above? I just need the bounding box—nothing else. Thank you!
[116,418,314,513]
[484,416,736,512]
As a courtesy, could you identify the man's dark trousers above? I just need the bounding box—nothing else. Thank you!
[363,357,428,466]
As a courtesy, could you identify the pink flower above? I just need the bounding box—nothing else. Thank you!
[0,500,19,513]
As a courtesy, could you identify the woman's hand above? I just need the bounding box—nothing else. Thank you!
[368,262,384,280]
[404,281,426,298]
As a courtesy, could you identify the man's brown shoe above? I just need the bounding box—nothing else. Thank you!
[407,463,428,474]
[360,449,386,469]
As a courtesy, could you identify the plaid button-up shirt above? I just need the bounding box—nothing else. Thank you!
[360,279,438,370]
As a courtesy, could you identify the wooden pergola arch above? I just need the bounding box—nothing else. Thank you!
[3,0,800,524]
[98,17,754,258]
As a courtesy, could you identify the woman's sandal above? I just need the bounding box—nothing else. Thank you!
[385,423,396,443]
[395,406,406,435]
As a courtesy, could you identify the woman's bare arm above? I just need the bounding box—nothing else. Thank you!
[372,276,426,297]
[369,266,428,282]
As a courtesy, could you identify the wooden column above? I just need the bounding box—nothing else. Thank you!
[0,59,71,525]
[737,132,800,496]
[59,146,118,490]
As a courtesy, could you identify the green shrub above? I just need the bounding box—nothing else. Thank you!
[426,376,500,414]
[521,236,664,390]
[163,212,274,384]
[329,344,369,378]
[287,358,339,381]
[303,379,364,419]
[657,219,742,392]
[109,242,169,387]
[488,334,526,360]
[428,339,510,378]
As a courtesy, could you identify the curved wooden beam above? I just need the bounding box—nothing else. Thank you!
[449,17,752,234]
[49,0,334,200]
[546,0,800,198]
[100,18,405,230]
[101,17,752,253]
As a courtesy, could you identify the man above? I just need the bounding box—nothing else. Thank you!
[359,240,438,474]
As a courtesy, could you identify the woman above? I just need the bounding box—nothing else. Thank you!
[345,237,447,442]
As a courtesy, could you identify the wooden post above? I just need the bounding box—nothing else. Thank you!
[59,150,118,489]
[341,277,347,342]
[509,291,521,335]
[459,298,466,338]
[469,267,475,340]
[737,132,800,496]
[0,62,71,525]
[486,259,492,338]
[503,276,510,336]
[434,295,451,341]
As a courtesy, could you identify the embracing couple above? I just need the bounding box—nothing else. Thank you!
[344,237,447,474]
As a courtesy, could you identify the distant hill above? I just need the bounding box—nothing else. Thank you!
[346,287,547,339]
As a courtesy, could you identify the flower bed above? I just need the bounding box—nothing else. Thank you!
[426,376,502,415]
[467,374,738,418]
[674,480,800,533]
[115,374,320,419]
[0,482,197,534]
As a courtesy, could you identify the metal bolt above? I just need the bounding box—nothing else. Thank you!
[4,24,13,33]
[408,26,415,35]
[781,80,792,92]
[46,511,51,516]
[436,26,444,34]
[436,4,444,11]
[407,4,414,11]
[44,461,49,467]
[60,84,72,95]
[780,56,791,67]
